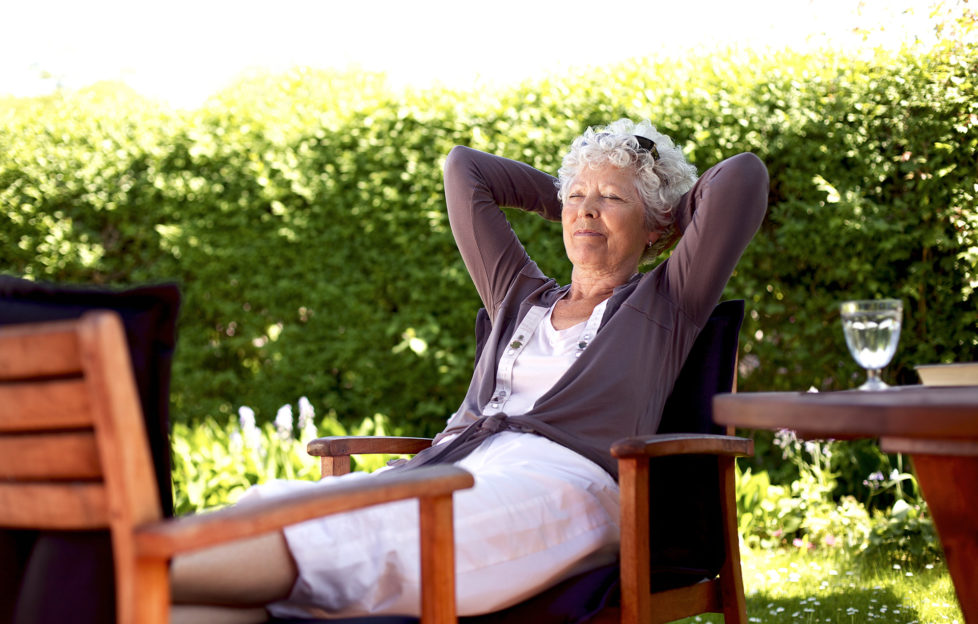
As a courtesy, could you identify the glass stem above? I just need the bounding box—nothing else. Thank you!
[866,368,881,384]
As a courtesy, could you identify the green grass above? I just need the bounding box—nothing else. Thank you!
[679,548,962,623]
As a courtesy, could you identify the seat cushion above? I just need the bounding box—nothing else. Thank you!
[267,562,621,624]
[461,562,619,624]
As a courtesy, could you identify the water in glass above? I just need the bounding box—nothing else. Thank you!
[840,299,902,390]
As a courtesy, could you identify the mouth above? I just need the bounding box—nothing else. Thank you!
[574,229,604,237]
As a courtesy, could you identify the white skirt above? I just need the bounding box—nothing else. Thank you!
[257,431,620,619]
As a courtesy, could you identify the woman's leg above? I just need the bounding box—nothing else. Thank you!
[170,530,297,606]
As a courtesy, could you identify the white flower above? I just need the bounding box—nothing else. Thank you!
[238,406,262,450]
[275,404,294,441]
[298,396,318,442]
[238,405,256,430]
[298,396,315,430]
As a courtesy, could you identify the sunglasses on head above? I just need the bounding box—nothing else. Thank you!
[632,135,660,160]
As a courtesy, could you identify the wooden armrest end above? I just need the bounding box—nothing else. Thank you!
[134,465,472,559]
[307,436,434,457]
[611,433,754,459]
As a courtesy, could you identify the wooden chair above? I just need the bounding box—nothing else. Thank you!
[307,300,754,624]
[0,311,473,624]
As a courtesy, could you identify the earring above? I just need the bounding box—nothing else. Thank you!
[646,240,653,249]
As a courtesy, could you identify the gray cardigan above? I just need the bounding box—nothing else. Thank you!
[402,146,768,479]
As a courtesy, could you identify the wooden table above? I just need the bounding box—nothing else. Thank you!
[713,386,978,622]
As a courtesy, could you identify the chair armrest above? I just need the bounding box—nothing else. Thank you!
[611,433,754,459]
[134,464,472,559]
[614,433,752,623]
[307,436,435,477]
[307,435,434,457]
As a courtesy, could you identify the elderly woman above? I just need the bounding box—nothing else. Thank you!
[171,119,768,622]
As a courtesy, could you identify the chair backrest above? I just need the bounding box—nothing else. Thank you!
[470,300,745,596]
[0,276,180,514]
[659,299,744,437]
[648,299,744,590]
[0,311,161,623]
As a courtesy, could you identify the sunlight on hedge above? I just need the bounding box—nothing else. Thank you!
[3,39,974,435]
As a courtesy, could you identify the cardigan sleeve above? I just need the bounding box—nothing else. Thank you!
[443,146,562,318]
[664,152,769,327]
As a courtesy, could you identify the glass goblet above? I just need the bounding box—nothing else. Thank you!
[840,299,903,391]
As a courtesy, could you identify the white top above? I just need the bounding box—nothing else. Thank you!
[484,298,608,416]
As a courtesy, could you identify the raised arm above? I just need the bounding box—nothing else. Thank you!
[443,146,562,318]
[666,152,769,325]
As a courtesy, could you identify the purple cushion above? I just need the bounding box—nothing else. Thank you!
[267,563,620,624]
[649,299,744,589]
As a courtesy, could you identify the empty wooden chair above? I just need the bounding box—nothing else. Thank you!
[0,311,473,624]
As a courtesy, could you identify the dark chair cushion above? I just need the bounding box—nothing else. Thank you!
[270,618,418,624]
[7,531,117,624]
[0,276,181,624]
[268,563,620,624]
[649,299,744,590]
[462,563,619,624]
[473,307,491,367]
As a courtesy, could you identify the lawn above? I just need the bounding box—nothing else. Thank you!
[682,547,962,624]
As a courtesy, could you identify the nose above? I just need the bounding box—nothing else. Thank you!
[578,195,598,219]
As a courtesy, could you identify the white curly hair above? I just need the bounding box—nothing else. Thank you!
[557,119,698,262]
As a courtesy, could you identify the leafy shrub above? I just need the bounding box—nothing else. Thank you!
[737,431,942,569]
[738,431,861,551]
[1,38,974,439]
[862,500,942,569]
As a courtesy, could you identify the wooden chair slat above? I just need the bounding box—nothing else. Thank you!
[0,321,82,378]
[647,579,721,623]
[0,431,101,479]
[0,378,92,432]
[0,482,108,529]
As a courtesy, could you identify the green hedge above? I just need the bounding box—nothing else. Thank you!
[1,43,975,434]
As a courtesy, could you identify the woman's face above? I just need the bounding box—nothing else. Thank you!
[562,164,657,276]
